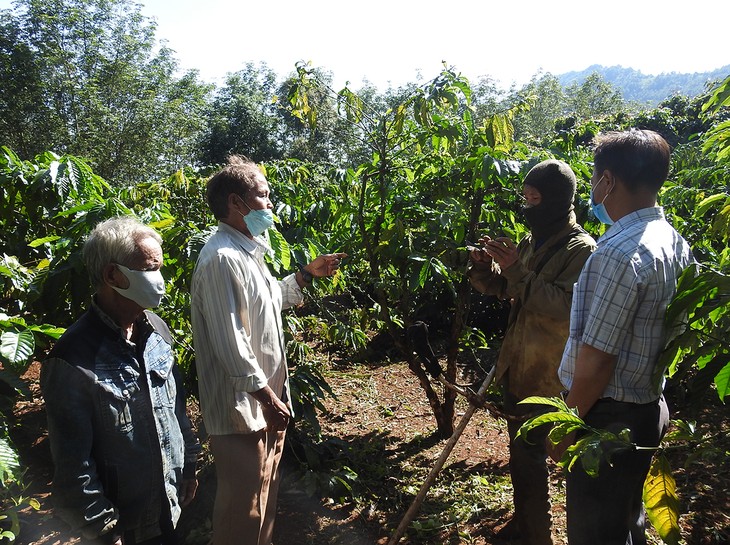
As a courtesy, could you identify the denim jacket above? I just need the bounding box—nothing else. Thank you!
[41,301,200,543]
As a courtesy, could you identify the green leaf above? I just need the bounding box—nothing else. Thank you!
[517,411,583,442]
[149,218,175,231]
[266,228,291,272]
[701,75,730,113]
[694,193,728,217]
[519,395,569,411]
[55,200,101,217]
[714,356,730,401]
[28,323,65,340]
[0,436,21,482]
[643,454,681,545]
[0,369,32,398]
[0,330,35,367]
[569,435,603,476]
[409,260,429,291]
[546,421,584,445]
[28,235,61,248]
[666,270,720,326]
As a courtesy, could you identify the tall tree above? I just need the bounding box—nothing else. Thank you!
[471,75,504,125]
[0,10,60,158]
[565,72,625,120]
[511,71,565,145]
[0,0,211,183]
[199,62,283,166]
[277,67,357,165]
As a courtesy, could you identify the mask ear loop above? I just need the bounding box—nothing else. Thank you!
[237,195,252,213]
[601,175,615,205]
[106,262,127,289]
[593,174,613,205]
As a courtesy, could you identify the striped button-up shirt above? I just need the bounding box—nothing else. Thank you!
[191,222,303,434]
[558,207,693,404]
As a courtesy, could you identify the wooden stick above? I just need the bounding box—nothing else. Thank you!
[387,365,497,545]
[435,374,512,421]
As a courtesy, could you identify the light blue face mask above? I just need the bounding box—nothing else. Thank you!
[239,197,274,236]
[590,175,614,225]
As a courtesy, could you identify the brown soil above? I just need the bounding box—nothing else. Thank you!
[8,357,730,545]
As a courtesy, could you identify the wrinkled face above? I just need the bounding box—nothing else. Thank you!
[113,236,163,289]
[242,172,273,212]
[131,236,163,271]
[522,184,542,208]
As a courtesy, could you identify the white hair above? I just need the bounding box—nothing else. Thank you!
[83,216,162,288]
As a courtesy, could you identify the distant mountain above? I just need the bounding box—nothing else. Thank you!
[557,64,730,106]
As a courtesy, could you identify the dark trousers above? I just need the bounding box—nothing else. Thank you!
[124,517,178,545]
[81,489,179,545]
[505,391,554,545]
[566,396,669,545]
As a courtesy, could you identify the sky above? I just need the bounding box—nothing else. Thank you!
[3,0,729,90]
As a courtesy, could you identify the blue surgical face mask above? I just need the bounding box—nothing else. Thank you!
[239,197,274,236]
[590,175,614,225]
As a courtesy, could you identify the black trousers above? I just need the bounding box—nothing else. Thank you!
[82,489,179,545]
[505,390,554,545]
[123,493,179,545]
[565,396,669,545]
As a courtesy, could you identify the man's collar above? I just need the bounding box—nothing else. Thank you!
[600,206,665,241]
[91,296,150,341]
[217,222,272,254]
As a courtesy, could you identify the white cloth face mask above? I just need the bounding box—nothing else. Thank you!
[111,264,166,308]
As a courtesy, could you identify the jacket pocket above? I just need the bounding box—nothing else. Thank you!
[96,381,137,434]
[150,370,176,409]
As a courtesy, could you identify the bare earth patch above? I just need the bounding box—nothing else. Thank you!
[10,359,730,544]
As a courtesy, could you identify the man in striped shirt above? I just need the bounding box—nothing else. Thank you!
[554,130,694,545]
[190,156,345,545]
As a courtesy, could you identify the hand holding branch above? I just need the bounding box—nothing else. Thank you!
[305,252,348,278]
[485,237,518,270]
[468,236,493,265]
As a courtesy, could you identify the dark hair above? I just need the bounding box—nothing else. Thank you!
[593,129,671,193]
[206,155,262,220]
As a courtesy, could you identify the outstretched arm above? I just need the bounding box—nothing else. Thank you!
[295,252,348,288]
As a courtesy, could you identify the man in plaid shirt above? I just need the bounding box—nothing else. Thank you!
[555,129,694,545]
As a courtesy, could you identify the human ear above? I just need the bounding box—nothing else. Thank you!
[229,193,248,214]
[602,170,618,192]
[104,263,129,289]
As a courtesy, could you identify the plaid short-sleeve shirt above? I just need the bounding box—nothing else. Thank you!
[558,207,693,403]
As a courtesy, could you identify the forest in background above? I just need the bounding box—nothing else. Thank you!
[557,64,730,105]
[1,0,729,543]
[2,0,728,186]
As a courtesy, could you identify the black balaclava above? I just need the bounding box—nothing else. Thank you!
[521,159,577,242]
